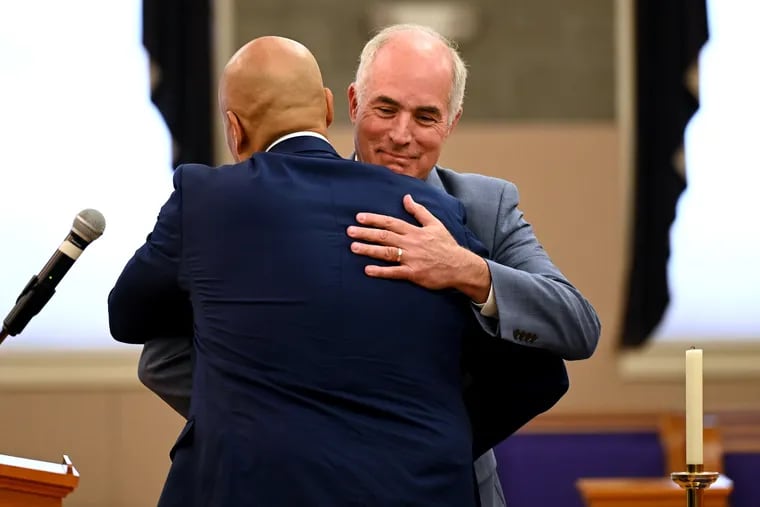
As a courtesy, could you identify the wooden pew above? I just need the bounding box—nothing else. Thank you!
[576,413,733,507]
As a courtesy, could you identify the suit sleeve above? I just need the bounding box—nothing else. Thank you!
[108,167,193,344]
[138,337,193,418]
[473,181,600,360]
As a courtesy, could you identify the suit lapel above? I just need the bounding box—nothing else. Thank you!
[425,167,446,191]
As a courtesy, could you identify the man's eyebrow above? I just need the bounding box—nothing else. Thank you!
[415,105,442,117]
[374,95,401,107]
[373,96,442,117]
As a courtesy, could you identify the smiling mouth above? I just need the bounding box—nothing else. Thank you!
[379,151,417,162]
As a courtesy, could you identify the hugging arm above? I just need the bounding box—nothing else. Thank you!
[109,168,194,414]
[108,168,191,344]
[476,181,600,360]
[347,180,600,360]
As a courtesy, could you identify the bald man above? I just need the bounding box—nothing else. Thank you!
[109,36,486,506]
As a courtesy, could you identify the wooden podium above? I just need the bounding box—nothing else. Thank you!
[0,454,79,506]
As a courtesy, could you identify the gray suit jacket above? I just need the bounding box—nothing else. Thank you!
[138,165,600,507]
[428,167,599,358]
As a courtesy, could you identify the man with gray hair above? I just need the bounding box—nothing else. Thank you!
[345,24,601,506]
[138,23,601,507]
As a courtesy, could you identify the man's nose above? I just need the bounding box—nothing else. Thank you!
[388,115,412,146]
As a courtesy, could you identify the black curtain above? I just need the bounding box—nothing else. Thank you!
[143,0,214,168]
[621,0,708,348]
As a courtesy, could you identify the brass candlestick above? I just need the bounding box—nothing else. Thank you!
[671,464,719,506]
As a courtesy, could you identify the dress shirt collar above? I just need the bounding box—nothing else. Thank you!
[265,131,330,152]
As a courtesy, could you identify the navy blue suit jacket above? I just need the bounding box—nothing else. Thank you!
[109,136,487,507]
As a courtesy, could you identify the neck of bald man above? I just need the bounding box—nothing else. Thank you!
[259,127,328,152]
[253,119,329,154]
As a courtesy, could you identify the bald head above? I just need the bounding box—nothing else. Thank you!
[219,36,334,161]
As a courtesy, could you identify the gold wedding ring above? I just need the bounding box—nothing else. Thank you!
[396,247,403,263]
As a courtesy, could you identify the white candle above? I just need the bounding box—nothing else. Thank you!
[685,348,703,465]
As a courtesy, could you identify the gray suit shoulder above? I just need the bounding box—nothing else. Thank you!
[434,166,518,204]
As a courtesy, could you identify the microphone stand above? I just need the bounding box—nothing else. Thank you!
[1,275,55,346]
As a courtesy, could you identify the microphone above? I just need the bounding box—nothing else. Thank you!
[0,209,106,345]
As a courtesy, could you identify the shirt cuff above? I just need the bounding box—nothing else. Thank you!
[472,283,498,318]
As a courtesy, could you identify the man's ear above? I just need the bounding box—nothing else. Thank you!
[347,82,359,123]
[446,108,463,137]
[324,87,334,128]
[225,110,245,162]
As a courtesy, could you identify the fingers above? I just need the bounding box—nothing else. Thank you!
[364,265,409,279]
[346,224,403,246]
[352,196,439,235]
[403,194,439,227]
[355,211,413,233]
[350,242,404,263]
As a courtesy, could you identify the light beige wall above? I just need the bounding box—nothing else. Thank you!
[2,123,757,507]
[231,0,615,123]
[0,389,182,507]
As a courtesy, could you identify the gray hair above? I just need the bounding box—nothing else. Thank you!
[354,24,467,125]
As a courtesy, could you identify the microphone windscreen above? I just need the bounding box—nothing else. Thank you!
[73,209,106,243]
